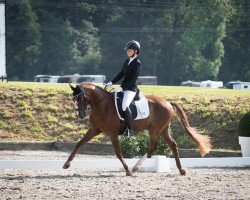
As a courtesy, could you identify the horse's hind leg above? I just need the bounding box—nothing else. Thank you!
[63,127,99,169]
[132,134,158,173]
[110,135,132,176]
[161,127,186,175]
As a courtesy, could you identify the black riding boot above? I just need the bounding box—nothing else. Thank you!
[123,107,135,137]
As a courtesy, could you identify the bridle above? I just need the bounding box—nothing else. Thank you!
[72,85,107,115]
[72,86,89,114]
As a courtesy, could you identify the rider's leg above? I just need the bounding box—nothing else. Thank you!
[122,90,136,136]
[123,107,134,136]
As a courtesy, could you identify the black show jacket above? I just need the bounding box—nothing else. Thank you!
[111,58,141,92]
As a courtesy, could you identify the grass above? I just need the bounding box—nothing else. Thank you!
[0,81,249,150]
[17,100,30,110]
[140,85,249,96]
[1,111,14,119]
[0,81,69,91]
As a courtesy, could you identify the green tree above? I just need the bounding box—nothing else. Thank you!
[36,9,77,75]
[96,0,234,85]
[219,0,250,82]
[96,0,172,81]
[72,20,102,74]
[40,0,102,74]
[7,0,102,80]
[6,0,244,84]
[164,0,234,84]
[7,0,41,80]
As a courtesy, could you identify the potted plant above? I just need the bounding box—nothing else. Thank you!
[238,111,250,157]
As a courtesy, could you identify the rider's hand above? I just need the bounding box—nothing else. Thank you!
[104,81,113,88]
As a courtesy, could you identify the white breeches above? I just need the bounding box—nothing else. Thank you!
[122,90,136,111]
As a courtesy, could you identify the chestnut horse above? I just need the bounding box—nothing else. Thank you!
[63,83,211,176]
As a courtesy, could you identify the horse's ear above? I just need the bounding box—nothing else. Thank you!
[69,84,75,91]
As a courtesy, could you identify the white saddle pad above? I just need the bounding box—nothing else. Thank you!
[114,92,150,120]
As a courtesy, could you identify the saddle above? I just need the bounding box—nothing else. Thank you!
[114,89,149,121]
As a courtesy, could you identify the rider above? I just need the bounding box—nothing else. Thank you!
[105,40,141,137]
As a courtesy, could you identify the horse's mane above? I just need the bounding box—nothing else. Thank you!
[79,82,111,94]
[79,82,95,89]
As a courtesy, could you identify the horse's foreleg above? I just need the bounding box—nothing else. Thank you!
[161,128,186,175]
[132,136,157,173]
[63,128,99,169]
[110,136,132,176]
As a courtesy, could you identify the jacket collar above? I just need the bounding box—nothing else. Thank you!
[127,56,137,66]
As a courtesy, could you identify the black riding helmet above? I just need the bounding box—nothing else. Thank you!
[124,40,140,54]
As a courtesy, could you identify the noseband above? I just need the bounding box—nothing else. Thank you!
[72,86,89,113]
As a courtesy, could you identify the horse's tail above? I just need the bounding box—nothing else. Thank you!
[170,102,211,157]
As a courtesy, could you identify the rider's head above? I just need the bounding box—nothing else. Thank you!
[124,40,140,57]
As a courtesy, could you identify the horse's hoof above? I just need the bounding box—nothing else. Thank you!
[132,166,139,172]
[63,162,70,169]
[126,171,132,176]
[180,169,186,176]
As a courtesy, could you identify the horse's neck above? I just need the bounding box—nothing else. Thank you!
[87,86,110,105]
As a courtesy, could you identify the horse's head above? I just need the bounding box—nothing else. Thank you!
[70,84,88,119]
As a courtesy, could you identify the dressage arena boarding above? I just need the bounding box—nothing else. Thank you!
[0,150,249,199]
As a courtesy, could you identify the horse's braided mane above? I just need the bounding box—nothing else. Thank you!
[80,82,110,93]
[80,82,97,89]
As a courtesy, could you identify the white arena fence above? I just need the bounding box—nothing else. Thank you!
[0,156,250,172]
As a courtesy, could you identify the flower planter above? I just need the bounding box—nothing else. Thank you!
[239,136,250,157]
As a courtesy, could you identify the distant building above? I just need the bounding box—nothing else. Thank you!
[34,75,60,83]
[181,80,201,87]
[137,76,157,85]
[226,81,250,90]
[57,74,80,83]
[181,80,223,88]
[35,74,106,84]
[200,80,223,88]
[76,75,106,83]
